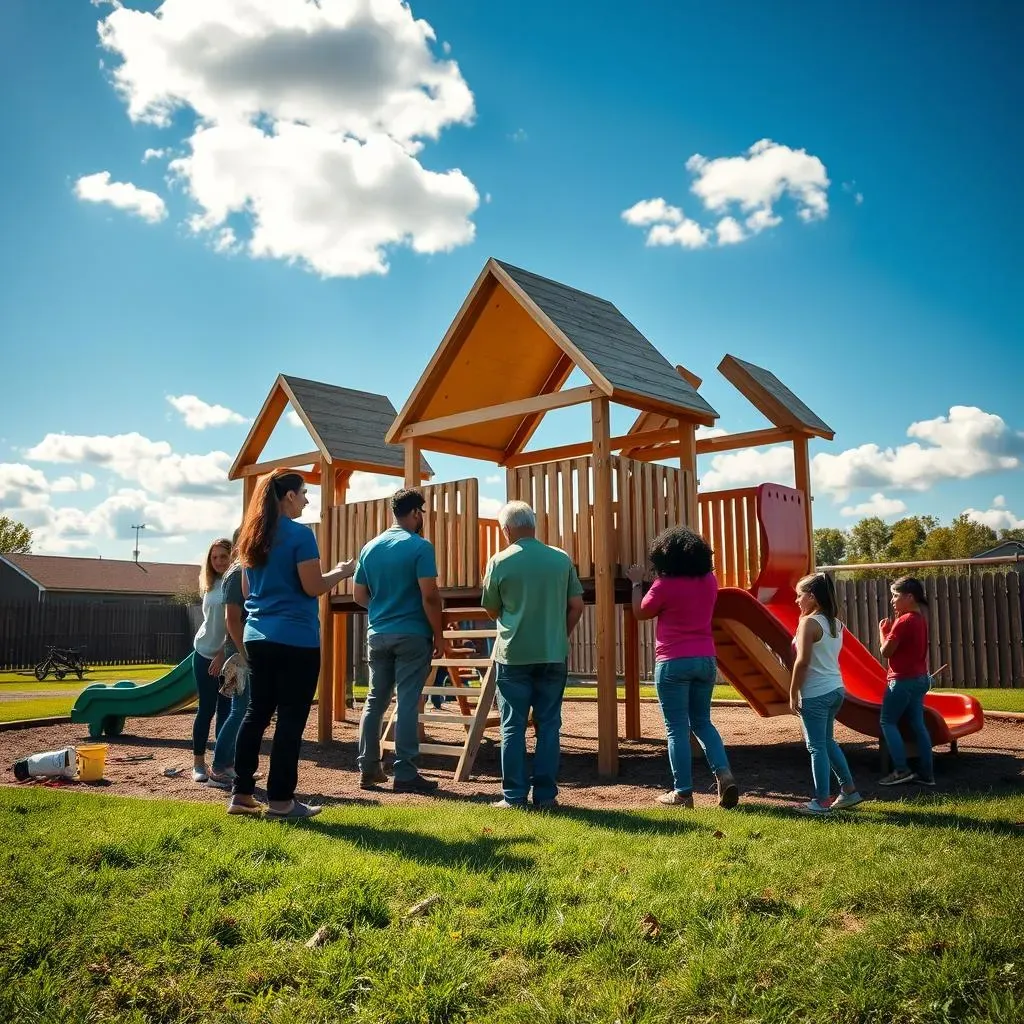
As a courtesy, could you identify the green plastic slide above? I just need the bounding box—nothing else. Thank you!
[70,653,197,739]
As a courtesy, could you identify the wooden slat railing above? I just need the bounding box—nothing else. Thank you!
[330,478,480,593]
[478,517,504,576]
[698,487,761,590]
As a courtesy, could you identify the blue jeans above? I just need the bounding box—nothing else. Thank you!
[211,678,250,773]
[653,656,729,795]
[495,662,568,805]
[358,633,434,781]
[192,651,231,757]
[880,675,934,777]
[798,688,854,801]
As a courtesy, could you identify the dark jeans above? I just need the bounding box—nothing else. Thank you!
[192,651,231,757]
[880,674,934,777]
[495,661,568,805]
[232,640,320,802]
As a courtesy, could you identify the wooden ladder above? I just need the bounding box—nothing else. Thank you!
[380,607,500,781]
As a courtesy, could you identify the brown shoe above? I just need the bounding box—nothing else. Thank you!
[360,764,388,789]
[716,770,739,809]
[657,791,694,807]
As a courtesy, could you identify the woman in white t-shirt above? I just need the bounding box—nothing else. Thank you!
[790,572,863,815]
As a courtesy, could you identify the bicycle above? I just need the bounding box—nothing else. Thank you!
[33,645,89,682]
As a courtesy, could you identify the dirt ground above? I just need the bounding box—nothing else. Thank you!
[2,701,1022,810]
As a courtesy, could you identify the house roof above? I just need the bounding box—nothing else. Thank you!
[2,554,200,596]
[385,258,719,457]
[230,374,433,480]
[973,541,1024,560]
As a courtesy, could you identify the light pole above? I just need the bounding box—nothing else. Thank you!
[131,523,147,563]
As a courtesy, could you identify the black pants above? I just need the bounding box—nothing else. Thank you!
[233,640,320,802]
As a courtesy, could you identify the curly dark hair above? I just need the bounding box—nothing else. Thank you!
[648,526,714,578]
[391,488,426,518]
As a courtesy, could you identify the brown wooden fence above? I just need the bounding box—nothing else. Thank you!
[0,599,194,670]
[567,571,1024,688]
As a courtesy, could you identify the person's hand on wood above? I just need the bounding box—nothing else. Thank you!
[625,563,646,584]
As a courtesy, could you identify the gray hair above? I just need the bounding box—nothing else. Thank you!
[497,500,536,531]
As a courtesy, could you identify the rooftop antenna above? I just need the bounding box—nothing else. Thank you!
[131,523,147,564]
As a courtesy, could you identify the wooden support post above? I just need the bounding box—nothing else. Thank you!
[242,475,257,517]
[592,397,618,778]
[404,438,421,488]
[332,468,350,723]
[677,421,698,528]
[317,455,334,743]
[792,436,814,571]
[624,606,641,741]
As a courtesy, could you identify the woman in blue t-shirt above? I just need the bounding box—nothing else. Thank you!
[227,469,355,819]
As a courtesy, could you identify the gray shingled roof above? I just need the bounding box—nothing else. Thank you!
[722,357,833,437]
[283,375,432,475]
[495,261,719,422]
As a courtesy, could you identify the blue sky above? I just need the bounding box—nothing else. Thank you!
[1,0,1022,564]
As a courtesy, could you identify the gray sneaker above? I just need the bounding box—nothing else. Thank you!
[878,769,916,786]
[832,790,865,810]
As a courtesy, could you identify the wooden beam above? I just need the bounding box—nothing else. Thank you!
[591,396,618,778]
[333,468,350,724]
[678,421,698,528]
[674,363,703,390]
[404,437,421,488]
[624,606,640,741]
[793,436,814,571]
[399,384,602,440]
[229,378,289,479]
[238,451,322,477]
[502,425,685,469]
[611,389,717,428]
[501,352,575,460]
[417,437,508,463]
[697,427,798,455]
[242,475,257,517]
[317,454,334,743]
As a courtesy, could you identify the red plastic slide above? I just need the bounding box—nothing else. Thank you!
[711,482,984,749]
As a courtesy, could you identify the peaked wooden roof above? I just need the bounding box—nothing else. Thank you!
[386,258,718,456]
[718,356,834,439]
[230,374,433,480]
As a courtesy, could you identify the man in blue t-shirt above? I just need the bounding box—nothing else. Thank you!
[353,488,446,793]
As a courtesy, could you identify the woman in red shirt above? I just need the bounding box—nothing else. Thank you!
[877,576,935,787]
[626,526,738,809]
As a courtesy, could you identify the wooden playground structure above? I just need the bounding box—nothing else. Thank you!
[229,257,837,778]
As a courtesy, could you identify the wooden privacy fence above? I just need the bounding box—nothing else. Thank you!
[0,599,194,670]
[568,571,1024,688]
[330,478,481,593]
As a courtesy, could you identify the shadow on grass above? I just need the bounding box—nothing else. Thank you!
[305,818,539,871]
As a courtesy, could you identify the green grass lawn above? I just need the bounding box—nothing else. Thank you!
[0,664,176,686]
[0,696,79,724]
[0,789,1021,1023]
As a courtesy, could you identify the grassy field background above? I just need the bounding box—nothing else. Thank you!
[0,788,1021,1023]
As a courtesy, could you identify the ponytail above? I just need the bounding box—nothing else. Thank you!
[237,470,303,568]
[796,572,842,638]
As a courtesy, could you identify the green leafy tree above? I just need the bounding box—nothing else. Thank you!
[0,516,32,554]
[998,527,1024,544]
[814,527,848,567]
[848,516,892,562]
[886,515,938,562]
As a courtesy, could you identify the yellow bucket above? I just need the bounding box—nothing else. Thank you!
[76,743,108,782]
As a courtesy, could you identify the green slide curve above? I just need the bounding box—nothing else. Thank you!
[70,653,197,739]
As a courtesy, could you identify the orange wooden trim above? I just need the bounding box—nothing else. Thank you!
[488,261,614,393]
[238,451,322,477]
[502,425,685,468]
[228,376,290,479]
[610,389,717,428]
[399,384,601,439]
[385,268,499,443]
[501,351,576,459]
[697,426,797,455]
[417,437,508,463]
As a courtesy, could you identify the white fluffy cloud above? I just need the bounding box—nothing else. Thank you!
[623,138,830,249]
[74,170,167,222]
[698,406,1024,506]
[0,464,50,507]
[93,0,479,277]
[50,473,97,494]
[286,409,304,427]
[25,432,233,496]
[167,394,248,429]
[840,493,908,519]
[963,502,1024,533]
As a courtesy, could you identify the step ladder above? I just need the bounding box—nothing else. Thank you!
[380,607,500,781]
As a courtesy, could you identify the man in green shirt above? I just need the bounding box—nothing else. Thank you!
[480,501,585,808]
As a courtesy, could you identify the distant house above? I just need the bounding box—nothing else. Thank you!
[0,554,200,604]
[972,540,1024,563]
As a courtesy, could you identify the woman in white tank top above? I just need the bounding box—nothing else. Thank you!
[790,573,863,815]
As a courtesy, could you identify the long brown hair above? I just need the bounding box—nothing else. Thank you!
[199,538,232,594]
[797,572,842,638]
[237,469,304,569]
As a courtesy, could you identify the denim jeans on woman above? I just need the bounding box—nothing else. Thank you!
[798,687,854,802]
[191,651,231,758]
[654,655,730,795]
[495,661,568,806]
[211,680,250,773]
[880,675,934,778]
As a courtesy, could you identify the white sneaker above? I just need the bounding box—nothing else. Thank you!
[192,764,209,783]
[798,799,832,816]
[832,790,865,810]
